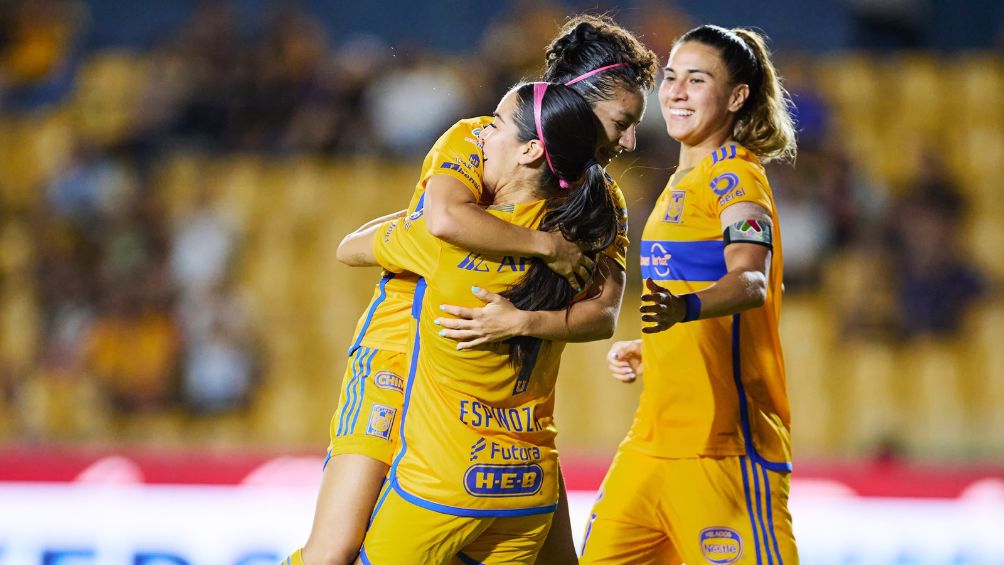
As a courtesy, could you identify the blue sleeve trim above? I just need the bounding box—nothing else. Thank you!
[348,273,395,355]
[457,551,483,565]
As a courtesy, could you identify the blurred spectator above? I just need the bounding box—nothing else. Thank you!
[0,0,88,110]
[365,49,470,156]
[169,190,235,295]
[771,156,834,291]
[886,152,985,338]
[844,0,930,50]
[179,281,258,415]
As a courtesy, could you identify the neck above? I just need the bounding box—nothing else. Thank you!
[678,125,735,170]
[493,175,545,205]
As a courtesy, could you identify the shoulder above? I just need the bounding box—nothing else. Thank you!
[431,117,491,153]
[702,145,767,191]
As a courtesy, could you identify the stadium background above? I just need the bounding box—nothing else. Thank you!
[1,0,1003,563]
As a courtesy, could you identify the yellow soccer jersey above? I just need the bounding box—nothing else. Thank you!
[628,144,791,470]
[347,117,490,355]
[347,118,631,355]
[373,200,564,516]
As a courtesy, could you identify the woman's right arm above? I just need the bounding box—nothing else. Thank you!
[425,175,593,290]
[336,209,406,267]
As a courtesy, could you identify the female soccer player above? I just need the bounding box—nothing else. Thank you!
[285,14,658,565]
[339,81,619,563]
[581,25,800,564]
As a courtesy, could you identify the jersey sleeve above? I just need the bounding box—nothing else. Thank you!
[599,179,629,270]
[423,120,486,202]
[708,158,774,217]
[372,216,439,278]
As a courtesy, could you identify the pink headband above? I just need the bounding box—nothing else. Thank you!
[532,82,570,189]
[563,62,629,86]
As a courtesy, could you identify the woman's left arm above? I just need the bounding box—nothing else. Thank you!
[435,254,625,348]
[640,201,773,333]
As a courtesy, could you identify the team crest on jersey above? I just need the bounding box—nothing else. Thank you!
[365,404,396,440]
[699,527,743,564]
[373,371,404,393]
[469,153,481,168]
[663,190,686,223]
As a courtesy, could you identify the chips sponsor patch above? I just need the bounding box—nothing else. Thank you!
[365,404,396,440]
[663,190,686,223]
[700,527,743,564]
[373,371,404,393]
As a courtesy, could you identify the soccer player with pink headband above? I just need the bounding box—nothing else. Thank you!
[284,14,657,565]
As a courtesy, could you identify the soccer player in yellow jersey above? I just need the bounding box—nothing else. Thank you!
[286,14,658,565]
[338,81,619,563]
[581,25,801,564]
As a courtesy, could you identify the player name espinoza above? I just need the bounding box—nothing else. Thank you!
[459,400,541,432]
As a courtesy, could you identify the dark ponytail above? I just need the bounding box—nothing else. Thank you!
[543,14,659,104]
[499,83,619,373]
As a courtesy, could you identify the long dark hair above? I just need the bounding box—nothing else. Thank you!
[543,14,659,103]
[499,82,619,374]
[675,25,797,163]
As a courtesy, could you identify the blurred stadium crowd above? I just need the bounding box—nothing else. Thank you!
[0,0,1002,462]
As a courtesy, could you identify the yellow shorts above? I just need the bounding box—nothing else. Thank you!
[360,486,552,564]
[328,346,407,465]
[580,449,798,565]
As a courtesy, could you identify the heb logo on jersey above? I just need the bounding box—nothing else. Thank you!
[457,253,530,273]
[373,371,404,393]
[699,527,743,564]
[463,463,543,497]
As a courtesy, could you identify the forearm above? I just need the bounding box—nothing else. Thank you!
[336,210,405,267]
[434,202,551,258]
[689,268,767,319]
[522,261,625,342]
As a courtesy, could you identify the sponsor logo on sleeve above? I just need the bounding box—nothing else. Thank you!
[710,172,740,196]
[700,527,743,564]
[373,371,404,393]
[365,404,396,440]
[463,463,544,497]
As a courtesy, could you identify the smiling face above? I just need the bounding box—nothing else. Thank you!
[591,87,647,165]
[658,41,748,151]
[478,89,530,193]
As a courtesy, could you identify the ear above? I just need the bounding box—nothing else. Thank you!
[517,139,546,166]
[728,83,750,113]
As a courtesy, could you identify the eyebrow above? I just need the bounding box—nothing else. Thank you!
[492,111,505,123]
[664,66,714,77]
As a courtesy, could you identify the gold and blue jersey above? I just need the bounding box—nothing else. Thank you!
[347,117,490,356]
[629,144,791,470]
[373,200,565,516]
[347,118,631,356]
